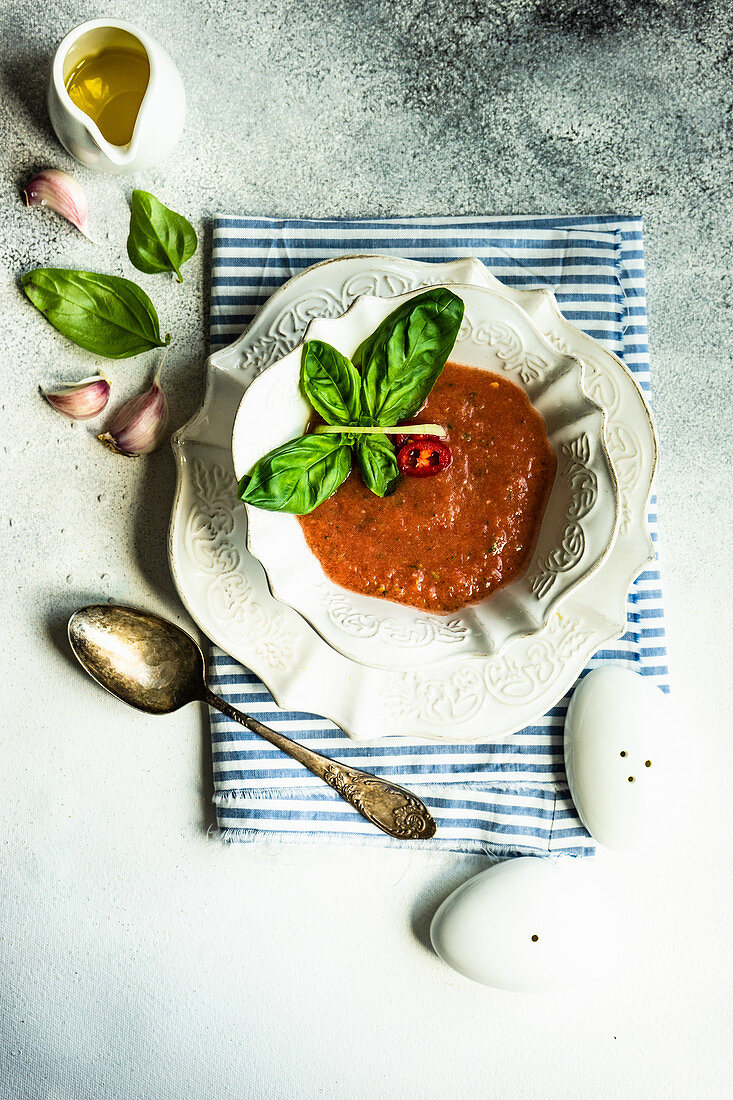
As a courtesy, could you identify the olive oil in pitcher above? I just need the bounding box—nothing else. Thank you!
[65,47,150,146]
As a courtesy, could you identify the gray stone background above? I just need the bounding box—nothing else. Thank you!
[1,2,731,1098]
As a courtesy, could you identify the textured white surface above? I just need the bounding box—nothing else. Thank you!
[1,1,732,1097]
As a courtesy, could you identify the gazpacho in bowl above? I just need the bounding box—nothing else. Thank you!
[298,361,556,614]
[232,283,619,671]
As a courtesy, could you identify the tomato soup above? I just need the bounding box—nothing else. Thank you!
[297,362,556,613]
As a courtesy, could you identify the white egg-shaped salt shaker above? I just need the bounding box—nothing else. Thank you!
[564,666,680,852]
[430,856,614,991]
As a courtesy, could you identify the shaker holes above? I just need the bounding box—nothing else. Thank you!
[531,934,539,942]
[645,760,652,767]
[619,751,627,758]
[628,776,635,783]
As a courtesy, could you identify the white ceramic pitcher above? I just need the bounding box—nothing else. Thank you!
[48,19,186,173]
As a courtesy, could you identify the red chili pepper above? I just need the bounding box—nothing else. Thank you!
[397,438,452,478]
[394,432,438,449]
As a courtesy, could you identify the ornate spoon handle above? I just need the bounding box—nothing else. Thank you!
[203,688,437,840]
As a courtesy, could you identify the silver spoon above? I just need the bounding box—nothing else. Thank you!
[67,604,437,841]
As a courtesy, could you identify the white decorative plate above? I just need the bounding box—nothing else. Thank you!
[169,256,657,742]
[232,283,620,670]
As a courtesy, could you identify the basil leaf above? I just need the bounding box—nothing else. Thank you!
[358,288,464,425]
[238,433,352,515]
[127,190,197,282]
[301,340,361,425]
[21,268,170,358]
[355,434,399,498]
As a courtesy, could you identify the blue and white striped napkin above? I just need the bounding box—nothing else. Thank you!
[208,215,668,856]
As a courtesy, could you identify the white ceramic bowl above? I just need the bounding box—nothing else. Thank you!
[232,283,619,671]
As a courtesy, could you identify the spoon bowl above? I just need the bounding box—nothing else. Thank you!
[67,604,437,841]
[68,604,204,714]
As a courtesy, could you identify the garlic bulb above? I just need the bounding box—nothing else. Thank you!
[23,169,92,240]
[42,375,110,420]
[98,365,169,456]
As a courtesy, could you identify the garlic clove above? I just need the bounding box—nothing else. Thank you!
[98,365,169,457]
[23,169,93,240]
[42,375,110,420]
